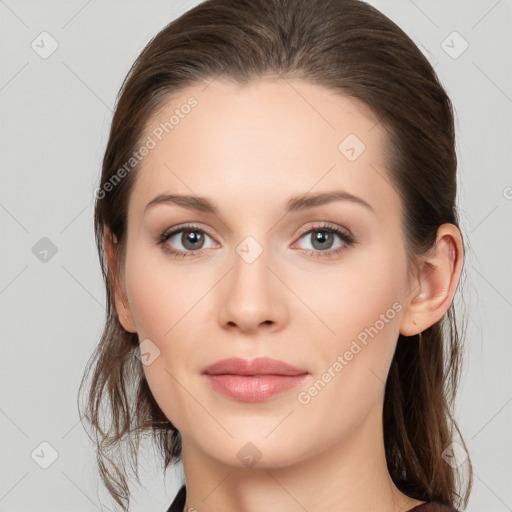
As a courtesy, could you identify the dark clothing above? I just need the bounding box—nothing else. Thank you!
[165,485,460,512]
[166,485,186,512]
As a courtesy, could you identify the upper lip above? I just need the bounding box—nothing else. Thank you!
[202,357,308,376]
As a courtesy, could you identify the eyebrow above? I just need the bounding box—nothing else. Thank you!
[144,190,374,215]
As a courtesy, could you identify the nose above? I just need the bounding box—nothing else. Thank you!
[217,241,289,334]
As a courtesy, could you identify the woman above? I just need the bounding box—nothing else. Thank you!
[79,0,473,511]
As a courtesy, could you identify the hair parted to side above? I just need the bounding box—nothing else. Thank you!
[78,0,473,510]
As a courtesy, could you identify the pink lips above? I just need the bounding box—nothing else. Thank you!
[202,357,309,402]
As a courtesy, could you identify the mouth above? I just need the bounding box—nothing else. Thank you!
[202,357,309,402]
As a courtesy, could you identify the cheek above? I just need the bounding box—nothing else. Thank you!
[123,245,212,396]
[123,243,201,341]
[300,245,407,347]
[291,254,407,446]
[123,246,201,428]
[292,246,406,413]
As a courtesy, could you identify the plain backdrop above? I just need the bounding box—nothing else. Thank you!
[0,1,511,511]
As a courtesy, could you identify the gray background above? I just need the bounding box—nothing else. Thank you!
[0,0,511,511]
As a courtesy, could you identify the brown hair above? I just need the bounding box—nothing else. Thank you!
[78,0,473,509]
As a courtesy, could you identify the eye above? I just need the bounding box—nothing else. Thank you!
[158,224,217,258]
[293,222,356,258]
[157,222,356,259]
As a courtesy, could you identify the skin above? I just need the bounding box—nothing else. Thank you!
[106,76,463,512]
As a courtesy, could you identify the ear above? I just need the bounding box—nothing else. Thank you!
[104,229,137,333]
[399,223,464,336]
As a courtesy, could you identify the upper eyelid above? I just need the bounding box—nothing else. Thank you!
[296,223,351,237]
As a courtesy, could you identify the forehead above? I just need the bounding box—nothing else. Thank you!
[129,76,399,222]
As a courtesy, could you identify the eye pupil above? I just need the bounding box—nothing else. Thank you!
[183,230,204,250]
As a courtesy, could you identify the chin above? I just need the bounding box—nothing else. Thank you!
[184,423,313,469]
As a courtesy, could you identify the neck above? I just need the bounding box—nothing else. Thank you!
[180,402,424,512]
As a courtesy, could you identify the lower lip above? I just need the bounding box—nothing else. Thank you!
[204,374,308,402]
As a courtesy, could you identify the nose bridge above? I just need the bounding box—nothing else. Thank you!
[218,232,287,331]
[231,233,274,306]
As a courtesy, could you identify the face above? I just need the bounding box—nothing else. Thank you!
[116,77,415,468]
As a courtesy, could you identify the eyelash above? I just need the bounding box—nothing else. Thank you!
[157,222,356,259]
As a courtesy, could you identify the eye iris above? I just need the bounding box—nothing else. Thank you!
[312,230,334,250]
[182,230,204,250]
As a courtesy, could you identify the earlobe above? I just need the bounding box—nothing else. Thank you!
[399,223,463,337]
[104,230,137,333]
